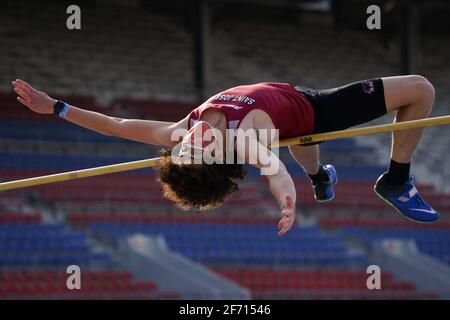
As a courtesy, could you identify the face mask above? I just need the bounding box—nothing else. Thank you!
[177,121,223,164]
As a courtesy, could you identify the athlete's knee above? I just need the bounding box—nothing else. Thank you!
[410,75,435,113]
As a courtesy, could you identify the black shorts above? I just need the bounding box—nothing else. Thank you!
[295,78,387,135]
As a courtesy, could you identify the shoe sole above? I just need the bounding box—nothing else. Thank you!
[315,194,335,203]
[373,186,437,224]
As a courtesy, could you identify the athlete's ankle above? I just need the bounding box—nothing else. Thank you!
[386,159,410,185]
[308,165,329,185]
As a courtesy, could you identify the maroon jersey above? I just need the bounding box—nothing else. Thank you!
[188,82,315,139]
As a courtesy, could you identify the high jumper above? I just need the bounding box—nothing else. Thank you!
[10,75,441,235]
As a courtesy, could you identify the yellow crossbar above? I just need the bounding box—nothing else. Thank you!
[1,115,449,192]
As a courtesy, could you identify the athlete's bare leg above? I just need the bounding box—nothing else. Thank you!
[289,75,434,174]
[288,145,320,175]
[289,143,337,202]
[375,75,438,223]
[381,75,435,163]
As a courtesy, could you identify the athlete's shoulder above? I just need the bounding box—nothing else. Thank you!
[232,82,292,89]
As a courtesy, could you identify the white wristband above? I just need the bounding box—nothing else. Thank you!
[59,104,71,119]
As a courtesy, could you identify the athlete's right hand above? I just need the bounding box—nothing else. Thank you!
[278,195,296,236]
[12,79,56,114]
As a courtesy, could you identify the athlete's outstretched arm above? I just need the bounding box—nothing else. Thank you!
[11,79,186,147]
[235,131,297,236]
[266,163,297,236]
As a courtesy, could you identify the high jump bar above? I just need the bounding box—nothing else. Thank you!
[1,115,450,192]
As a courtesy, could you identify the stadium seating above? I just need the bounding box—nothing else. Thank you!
[64,213,437,300]
[1,0,449,300]
[342,226,450,265]
[320,217,450,265]
[79,214,368,267]
[0,270,178,300]
[213,268,436,300]
[0,213,178,299]
[0,1,197,101]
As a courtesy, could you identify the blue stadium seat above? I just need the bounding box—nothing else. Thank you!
[339,226,450,264]
[89,221,369,268]
[0,221,111,268]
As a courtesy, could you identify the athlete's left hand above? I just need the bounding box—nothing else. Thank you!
[12,79,56,114]
[278,195,296,236]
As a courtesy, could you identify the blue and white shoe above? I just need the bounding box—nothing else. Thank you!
[374,173,439,223]
[312,164,338,203]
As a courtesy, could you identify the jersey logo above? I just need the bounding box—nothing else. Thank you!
[362,80,375,94]
[222,104,243,110]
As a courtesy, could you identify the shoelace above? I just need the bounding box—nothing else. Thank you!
[408,181,425,205]
[413,191,425,205]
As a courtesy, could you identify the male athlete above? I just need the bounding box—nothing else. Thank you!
[11,75,438,236]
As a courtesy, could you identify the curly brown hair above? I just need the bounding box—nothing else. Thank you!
[156,149,247,211]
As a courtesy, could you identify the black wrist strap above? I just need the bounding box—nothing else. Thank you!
[53,101,65,116]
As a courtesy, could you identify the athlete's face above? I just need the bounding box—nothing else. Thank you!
[177,121,224,164]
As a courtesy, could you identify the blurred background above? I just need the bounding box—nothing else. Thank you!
[0,0,449,300]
